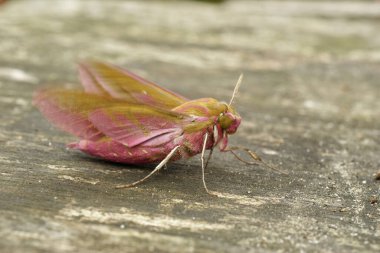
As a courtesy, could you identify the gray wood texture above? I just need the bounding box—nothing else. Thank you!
[0,1,379,252]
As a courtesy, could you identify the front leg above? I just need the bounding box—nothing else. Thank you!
[200,132,218,196]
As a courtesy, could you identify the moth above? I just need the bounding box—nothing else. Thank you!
[34,61,271,194]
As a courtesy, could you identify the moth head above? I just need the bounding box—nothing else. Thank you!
[218,106,241,134]
[218,73,243,134]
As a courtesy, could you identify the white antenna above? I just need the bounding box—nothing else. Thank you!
[229,73,244,106]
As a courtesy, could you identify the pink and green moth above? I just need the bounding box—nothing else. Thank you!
[34,61,269,194]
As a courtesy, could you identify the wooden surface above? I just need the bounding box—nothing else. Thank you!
[0,1,379,252]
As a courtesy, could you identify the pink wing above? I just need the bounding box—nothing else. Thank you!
[33,89,110,141]
[89,105,188,148]
[33,89,190,147]
[78,61,188,109]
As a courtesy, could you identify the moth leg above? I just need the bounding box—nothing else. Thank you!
[204,125,216,168]
[224,146,287,175]
[201,133,217,196]
[205,146,214,169]
[116,145,181,189]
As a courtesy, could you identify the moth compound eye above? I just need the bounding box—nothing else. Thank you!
[219,113,234,130]
[221,112,241,134]
[217,112,224,123]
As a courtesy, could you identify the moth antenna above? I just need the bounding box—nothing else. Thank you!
[229,73,244,106]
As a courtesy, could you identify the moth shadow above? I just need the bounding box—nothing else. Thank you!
[69,152,155,171]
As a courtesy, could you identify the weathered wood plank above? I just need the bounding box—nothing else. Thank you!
[0,1,379,252]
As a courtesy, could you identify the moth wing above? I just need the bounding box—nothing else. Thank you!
[33,89,118,141]
[34,88,191,148]
[79,61,188,109]
[89,105,190,148]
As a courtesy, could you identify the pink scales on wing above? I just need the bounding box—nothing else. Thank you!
[68,133,185,164]
[68,128,214,164]
[33,89,104,141]
[88,108,185,148]
[68,114,216,164]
